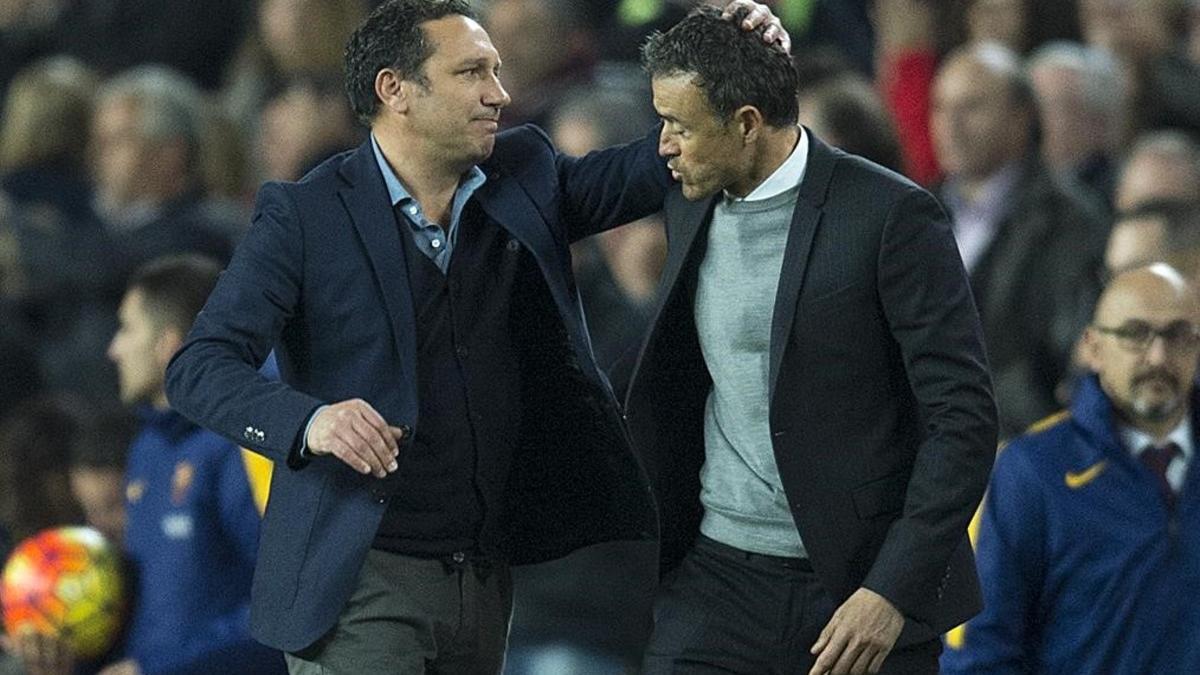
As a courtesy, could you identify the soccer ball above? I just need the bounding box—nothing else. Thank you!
[1,526,124,659]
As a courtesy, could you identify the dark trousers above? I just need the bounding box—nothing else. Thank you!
[643,535,940,674]
[285,548,512,675]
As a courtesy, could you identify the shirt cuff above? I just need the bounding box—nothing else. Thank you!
[299,405,329,459]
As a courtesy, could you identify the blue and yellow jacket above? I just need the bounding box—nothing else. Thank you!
[941,375,1200,674]
[121,407,284,674]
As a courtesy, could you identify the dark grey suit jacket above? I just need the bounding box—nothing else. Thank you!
[626,132,998,642]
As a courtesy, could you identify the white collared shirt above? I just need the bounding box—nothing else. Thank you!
[1121,416,1193,492]
[726,127,809,203]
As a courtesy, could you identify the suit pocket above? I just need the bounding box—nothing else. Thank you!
[851,470,908,520]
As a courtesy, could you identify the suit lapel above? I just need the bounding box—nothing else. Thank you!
[659,189,718,303]
[337,142,417,388]
[472,167,560,288]
[768,132,834,401]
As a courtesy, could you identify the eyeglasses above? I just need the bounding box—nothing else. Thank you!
[1092,320,1200,352]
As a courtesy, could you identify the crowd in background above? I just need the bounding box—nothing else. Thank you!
[1,0,1200,672]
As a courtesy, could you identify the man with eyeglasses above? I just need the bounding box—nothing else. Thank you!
[943,263,1200,674]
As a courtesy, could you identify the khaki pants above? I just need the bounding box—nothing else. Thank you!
[285,548,513,675]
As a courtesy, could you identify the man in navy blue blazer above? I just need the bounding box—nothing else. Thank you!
[165,0,786,671]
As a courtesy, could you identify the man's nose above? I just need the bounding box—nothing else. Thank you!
[658,132,676,158]
[484,75,510,108]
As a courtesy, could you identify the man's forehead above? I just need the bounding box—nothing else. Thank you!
[423,15,496,57]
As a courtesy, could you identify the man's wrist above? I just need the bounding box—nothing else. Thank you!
[299,404,329,458]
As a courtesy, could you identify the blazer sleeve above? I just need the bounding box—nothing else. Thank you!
[861,187,998,616]
[552,124,672,243]
[941,446,1046,673]
[165,182,324,469]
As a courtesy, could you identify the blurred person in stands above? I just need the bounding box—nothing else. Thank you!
[68,409,134,547]
[1079,0,1200,136]
[932,42,1110,439]
[0,56,120,401]
[1029,42,1130,210]
[101,254,285,675]
[91,66,236,278]
[0,396,89,675]
[1106,199,1200,278]
[797,74,904,174]
[1114,129,1200,211]
[483,0,600,128]
[943,263,1200,673]
[222,0,366,145]
[0,396,86,563]
[0,56,100,224]
[962,0,1031,53]
[258,79,361,182]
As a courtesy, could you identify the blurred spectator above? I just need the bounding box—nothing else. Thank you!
[1106,199,1200,278]
[1079,0,1200,135]
[932,42,1110,437]
[91,66,236,278]
[1029,41,1129,209]
[103,254,285,674]
[0,56,119,404]
[484,0,600,128]
[0,0,248,95]
[874,0,940,184]
[0,396,86,562]
[221,0,366,149]
[258,79,361,182]
[797,73,904,173]
[964,0,1032,53]
[0,395,91,675]
[1114,129,1200,211]
[69,408,134,547]
[0,56,100,222]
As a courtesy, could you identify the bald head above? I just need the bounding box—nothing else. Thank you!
[1094,264,1199,326]
[1087,264,1200,436]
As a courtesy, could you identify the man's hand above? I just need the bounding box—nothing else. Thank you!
[97,659,142,675]
[809,587,904,675]
[6,631,76,675]
[305,399,407,477]
[721,0,792,53]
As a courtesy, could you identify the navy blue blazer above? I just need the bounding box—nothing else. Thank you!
[165,124,669,652]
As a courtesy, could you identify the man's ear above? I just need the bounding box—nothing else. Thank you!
[733,105,765,145]
[155,326,184,369]
[1079,326,1102,372]
[374,68,408,115]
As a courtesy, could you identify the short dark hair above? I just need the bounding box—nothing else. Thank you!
[128,254,221,336]
[641,6,798,128]
[343,0,476,125]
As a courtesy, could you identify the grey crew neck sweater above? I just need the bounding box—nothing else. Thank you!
[694,184,805,557]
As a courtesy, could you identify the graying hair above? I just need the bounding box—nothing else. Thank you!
[1029,41,1127,123]
[97,66,206,161]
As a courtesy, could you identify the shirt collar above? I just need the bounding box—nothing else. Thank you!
[1121,415,1193,460]
[727,126,808,202]
[943,163,1022,220]
[369,133,486,208]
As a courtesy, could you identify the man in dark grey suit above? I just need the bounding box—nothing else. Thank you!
[627,8,998,674]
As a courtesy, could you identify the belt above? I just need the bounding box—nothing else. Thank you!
[696,533,813,571]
